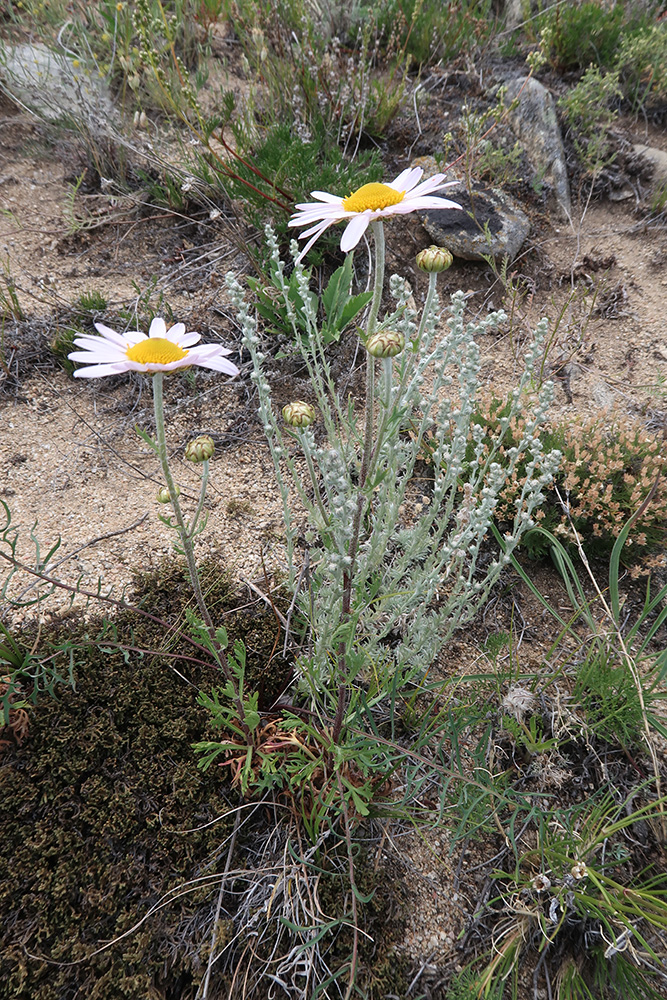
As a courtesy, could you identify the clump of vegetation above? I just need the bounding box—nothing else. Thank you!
[374,0,495,66]
[220,119,383,261]
[617,21,667,111]
[535,0,667,112]
[455,398,667,560]
[558,65,622,178]
[460,793,667,1000]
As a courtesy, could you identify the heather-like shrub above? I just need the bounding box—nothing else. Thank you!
[449,398,667,560]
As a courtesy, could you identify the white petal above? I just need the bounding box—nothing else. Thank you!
[93,323,129,347]
[149,317,167,338]
[392,196,462,213]
[71,335,127,355]
[296,217,339,240]
[309,191,344,204]
[389,166,422,192]
[164,322,186,342]
[189,343,232,357]
[406,175,458,198]
[177,332,202,348]
[73,361,132,378]
[145,358,191,371]
[68,348,127,363]
[289,206,345,227]
[197,356,240,376]
[124,330,147,345]
[340,213,370,252]
[294,220,334,263]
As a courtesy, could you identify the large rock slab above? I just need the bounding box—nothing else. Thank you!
[0,42,115,123]
[421,179,530,263]
[633,144,667,184]
[504,76,571,219]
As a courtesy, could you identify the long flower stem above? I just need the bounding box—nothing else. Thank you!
[188,460,209,539]
[414,270,438,350]
[152,373,251,742]
[360,220,385,481]
[334,221,386,741]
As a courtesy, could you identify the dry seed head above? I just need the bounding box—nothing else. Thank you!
[532,873,552,892]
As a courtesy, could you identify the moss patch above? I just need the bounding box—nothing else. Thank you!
[0,558,292,1000]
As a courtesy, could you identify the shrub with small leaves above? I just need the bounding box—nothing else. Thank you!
[451,397,667,560]
[558,66,622,178]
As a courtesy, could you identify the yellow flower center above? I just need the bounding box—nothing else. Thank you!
[126,338,187,365]
[342,182,405,213]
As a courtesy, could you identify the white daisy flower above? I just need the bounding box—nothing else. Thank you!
[68,317,240,379]
[288,166,461,260]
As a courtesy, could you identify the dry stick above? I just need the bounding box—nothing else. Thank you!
[0,550,212,658]
[554,482,666,837]
[14,515,149,603]
[199,810,242,1000]
[335,770,360,1000]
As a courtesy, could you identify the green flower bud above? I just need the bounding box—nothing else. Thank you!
[185,435,215,463]
[366,330,405,358]
[156,484,180,504]
[416,245,453,273]
[282,401,316,427]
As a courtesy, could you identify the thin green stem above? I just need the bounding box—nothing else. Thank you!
[360,219,385,480]
[299,435,329,527]
[187,459,209,539]
[152,373,251,742]
[414,270,438,351]
[334,222,386,741]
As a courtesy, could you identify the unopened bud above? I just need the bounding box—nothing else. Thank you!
[282,401,316,427]
[185,435,215,462]
[416,245,453,273]
[366,330,405,358]
[157,484,180,504]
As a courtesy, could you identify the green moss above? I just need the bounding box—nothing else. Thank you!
[1,558,410,998]
[0,560,284,1000]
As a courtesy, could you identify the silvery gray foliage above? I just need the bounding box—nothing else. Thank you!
[225,228,560,692]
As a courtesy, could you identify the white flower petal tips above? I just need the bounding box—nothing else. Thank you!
[288,168,461,260]
[68,318,240,379]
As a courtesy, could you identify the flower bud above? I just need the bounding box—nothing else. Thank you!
[416,245,453,273]
[366,330,405,358]
[282,401,316,427]
[185,435,215,462]
[156,485,180,504]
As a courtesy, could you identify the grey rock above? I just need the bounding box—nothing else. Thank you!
[0,42,115,123]
[503,0,526,31]
[421,180,530,263]
[504,76,571,219]
[633,144,667,183]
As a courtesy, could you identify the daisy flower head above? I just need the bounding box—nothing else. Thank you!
[288,166,461,261]
[68,316,240,379]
